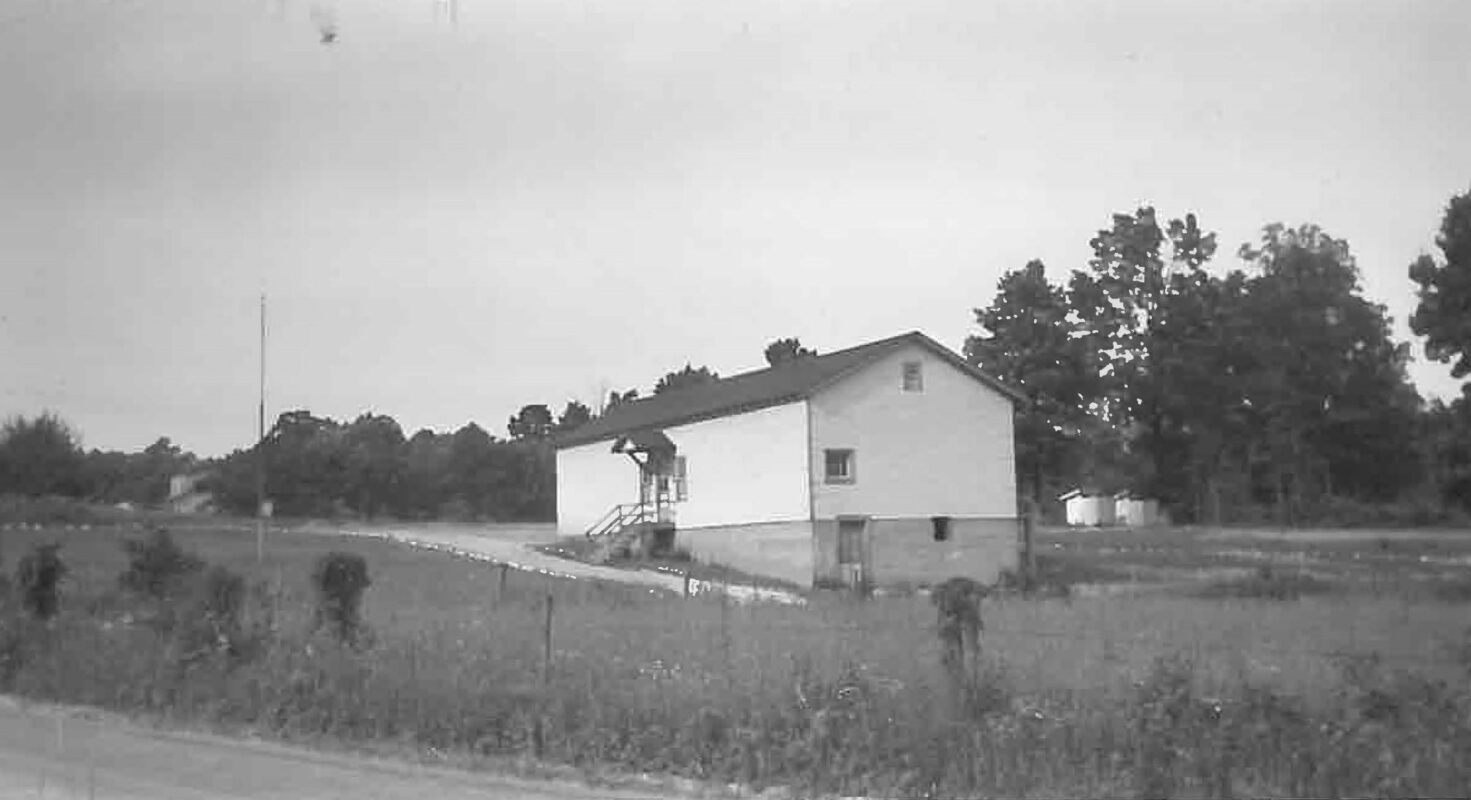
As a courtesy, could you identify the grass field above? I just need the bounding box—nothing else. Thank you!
[4,520,1471,798]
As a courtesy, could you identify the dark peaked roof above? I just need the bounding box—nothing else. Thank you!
[554,331,1024,449]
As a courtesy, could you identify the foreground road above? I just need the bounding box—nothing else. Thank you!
[0,700,684,800]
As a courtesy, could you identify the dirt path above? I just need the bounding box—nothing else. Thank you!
[0,699,689,800]
[343,526,694,594]
[323,525,805,605]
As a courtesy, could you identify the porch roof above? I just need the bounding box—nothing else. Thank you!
[611,429,676,454]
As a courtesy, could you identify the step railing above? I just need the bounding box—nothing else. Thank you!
[584,501,654,539]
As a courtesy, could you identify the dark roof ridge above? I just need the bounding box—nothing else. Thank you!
[554,331,1020,449]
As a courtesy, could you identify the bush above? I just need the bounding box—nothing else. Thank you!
[993,553,1124,598]
[311,552,371,645]
[165,565,255,661]
[1432,576,1471,603]
[1300,495,1471,529]
[1194,563,1334,600]
[0,494,98,525]
[14,543,66,620]
[119,526,204,599]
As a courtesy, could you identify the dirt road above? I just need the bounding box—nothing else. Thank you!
[0,699,686,800]
[327,524,805,604]
[341,524,694,593]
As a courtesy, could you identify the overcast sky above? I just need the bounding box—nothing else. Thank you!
[2,0,1468,457]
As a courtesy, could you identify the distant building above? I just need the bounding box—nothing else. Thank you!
[1114,492,1163,528]
[554,331,1024,590]
[1060,489,1116,527]
[167,470,215,515]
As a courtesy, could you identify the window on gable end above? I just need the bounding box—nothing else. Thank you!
[902,361,923,392]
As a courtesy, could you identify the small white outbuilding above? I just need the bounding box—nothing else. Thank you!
[1114,493,1163,528]
[1059,489,1117,527]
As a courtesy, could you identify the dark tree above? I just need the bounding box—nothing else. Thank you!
[1410,188,1471,379]
[1067,208,1221,507]
[1424,388,1471,511]
[341,413,406,519]
[1237,223,1423,517]
[604,389,640,413]
[654,364,719,395]
[965,260,1100,504]
[0,413,85,498]
[556,400,594,432]
[138,437,193,505]
[261,410,347,517]
[395,428,450,519]
[764,337,817,366]
[507,404,555,440]
[445,422,503,520]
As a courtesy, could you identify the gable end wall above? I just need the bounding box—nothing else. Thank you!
[809,342,1017,519]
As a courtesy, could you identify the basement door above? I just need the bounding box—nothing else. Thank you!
[834,516,870,590]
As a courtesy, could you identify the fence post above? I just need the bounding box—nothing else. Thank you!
[1021,499,1038,583]
[491,558,508,602]
[542,593,554,685]
[720,579,733,690]
[683,571,691,598]
[531,593,554,760]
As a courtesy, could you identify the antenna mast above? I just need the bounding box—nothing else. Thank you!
[256,293,267,563]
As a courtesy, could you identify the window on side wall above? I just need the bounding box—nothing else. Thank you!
[824,449,855,484]
[674,455,688,501]
[902,361,923,392]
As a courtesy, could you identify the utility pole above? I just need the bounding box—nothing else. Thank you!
[256,293,267,564]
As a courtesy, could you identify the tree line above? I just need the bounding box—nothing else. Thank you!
[3,193,1468,526]
[965,193,1471,525]
[0,340,819,521]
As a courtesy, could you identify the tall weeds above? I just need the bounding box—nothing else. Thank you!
[5,530,1471,798]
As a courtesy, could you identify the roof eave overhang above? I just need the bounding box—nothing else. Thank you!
[553,394,807,450]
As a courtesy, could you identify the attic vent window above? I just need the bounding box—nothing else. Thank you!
[902,361,923,392]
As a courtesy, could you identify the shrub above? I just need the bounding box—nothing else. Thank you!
[0,611,21,691]
[931,576,987,684]
[1431,575,1471,603]
[165,565,256,660]
[198,566,246,635]
[1194,563,1334,601]
[0,494,97,525]
[1300,495,1471,529]
[993,553,1116,598]
[311,551,371,645]
[119,526,204,599]
[15,543,66,620]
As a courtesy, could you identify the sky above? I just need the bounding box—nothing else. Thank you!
[2,0,1469,457]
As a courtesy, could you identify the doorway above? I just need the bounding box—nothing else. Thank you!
[835,516,870,591]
